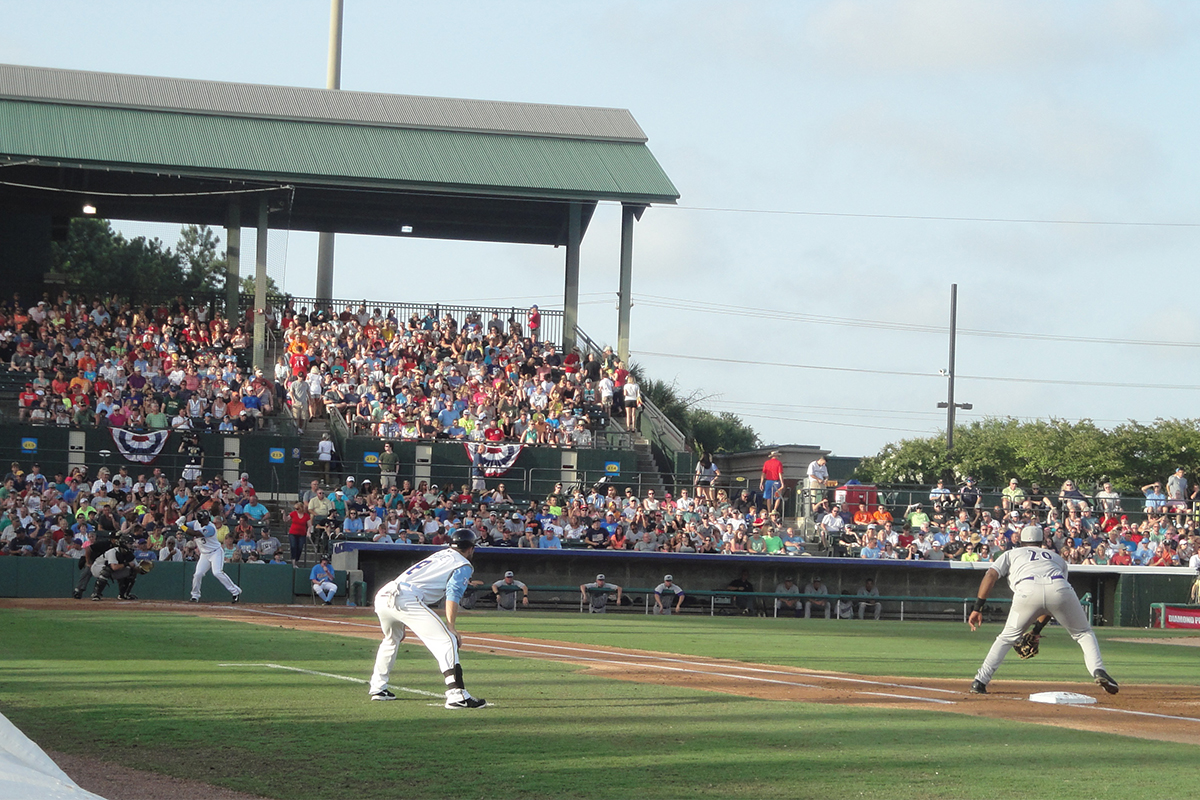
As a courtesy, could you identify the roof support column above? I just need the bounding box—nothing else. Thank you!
[315,0,343,307]
[252,195,269,372]
[617,204,644,365]
[562,201,582,352]
[315,232,335,305]
[224,200,241,328]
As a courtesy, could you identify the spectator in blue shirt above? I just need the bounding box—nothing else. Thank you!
[310,555,338,605]
[242,495,270,525]
[342,508,365,536]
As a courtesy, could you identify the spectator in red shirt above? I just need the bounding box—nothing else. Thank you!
[760,450,785,516]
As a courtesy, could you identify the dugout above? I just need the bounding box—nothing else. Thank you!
[0,63,679,365]
[333,542,1198,625]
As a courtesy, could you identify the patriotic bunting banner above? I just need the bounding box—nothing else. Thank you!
[464,442,523,477]
[110,428,172,464]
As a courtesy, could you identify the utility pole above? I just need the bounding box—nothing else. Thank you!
[937,283,972,452]
[314,0,343,304]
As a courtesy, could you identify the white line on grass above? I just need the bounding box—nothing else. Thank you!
[217,663,442,697]
[465,635,959,695]
[468,642,826,689]
[855,691,957,705]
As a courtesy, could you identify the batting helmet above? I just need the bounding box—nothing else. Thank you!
[1019,524,1044,544]
[449,530,477,551]
[195,511,210,525]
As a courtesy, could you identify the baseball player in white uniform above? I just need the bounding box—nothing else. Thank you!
[967,524,1117,695]
[187,512,243,604]
[369,530,486,709]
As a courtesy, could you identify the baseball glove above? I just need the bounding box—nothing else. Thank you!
[1013,631,1040,659]
[136,560,155,575]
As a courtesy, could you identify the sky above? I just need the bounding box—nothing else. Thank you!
[4,0,1200,457]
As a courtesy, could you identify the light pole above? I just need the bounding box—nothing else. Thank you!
[314,0,344,304]
[937,283,972,452]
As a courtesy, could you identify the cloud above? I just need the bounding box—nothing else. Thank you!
[803,0,1177,72]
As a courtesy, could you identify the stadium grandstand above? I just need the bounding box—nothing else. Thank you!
[0,64,1195,624]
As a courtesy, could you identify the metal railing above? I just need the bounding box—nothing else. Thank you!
[281,296,564,345]
[573,326,689,457]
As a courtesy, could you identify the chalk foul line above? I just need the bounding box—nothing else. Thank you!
[217,662,442,698]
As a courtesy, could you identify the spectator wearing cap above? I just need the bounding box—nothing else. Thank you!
[803,576,830,619]
[310,554,338,605]
[774,576,801,617]
[760,450,785,516]
[580,574,621,613]
[653,575,684,615]
[492,571,529,610]
[957,477,982,521]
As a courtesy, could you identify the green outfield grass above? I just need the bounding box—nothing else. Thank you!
[1,608,1197,800]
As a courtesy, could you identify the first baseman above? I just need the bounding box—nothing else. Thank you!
[187,512,243,604]
[369,530,486,709]
[967,524,1117,695]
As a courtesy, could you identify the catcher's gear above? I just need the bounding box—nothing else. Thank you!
[136,560,155,575]
[449,529,477,550]
[1013,631,1040,659]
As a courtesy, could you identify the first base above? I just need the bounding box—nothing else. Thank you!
[1028,691,1097,705]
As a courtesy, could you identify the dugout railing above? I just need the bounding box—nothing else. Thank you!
[494,586,1089,623]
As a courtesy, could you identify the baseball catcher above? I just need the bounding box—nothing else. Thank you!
[89,535,143,601]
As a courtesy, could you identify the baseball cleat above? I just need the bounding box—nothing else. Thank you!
[969,680,988,694]
[118,594,138,601]
[231,593,241,604]
[445,696,487,709]
[72,590,83,600]
[1093,669,1119,695]
[370,690,397,701]
[91,594,102,601]
[189,598,200,604]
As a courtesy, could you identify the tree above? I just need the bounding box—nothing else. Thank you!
[854,417,1200,493]
[52,218,182,298]
[174,224,227,292]
[628,364,760,454]
[239,274,286,296]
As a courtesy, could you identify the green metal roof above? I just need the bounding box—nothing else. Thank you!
[0,98,679,204]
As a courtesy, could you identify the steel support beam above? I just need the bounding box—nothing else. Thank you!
[252,195,268,372]
[562,201,582,352]
[314,0,343,304]
[617,204,642,365]
[224,200,241,327]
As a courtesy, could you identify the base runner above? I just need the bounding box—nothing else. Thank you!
[967,524,1117,695]
[369,530,486,709]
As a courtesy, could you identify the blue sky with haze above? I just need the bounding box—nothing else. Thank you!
[4,0,1199,456]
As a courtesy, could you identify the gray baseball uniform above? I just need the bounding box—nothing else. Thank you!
[973,545,1105,686]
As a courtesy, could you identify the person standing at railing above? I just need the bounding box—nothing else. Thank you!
[760,450,785,517]
[805,456,828,516]
[622,375,642,432]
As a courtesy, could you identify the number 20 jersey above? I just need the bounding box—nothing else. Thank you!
[383,547,473,605]
[990,546,1070,589]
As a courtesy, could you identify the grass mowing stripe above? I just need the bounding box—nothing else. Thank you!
[466,634,961,694]
[217,662,442,697]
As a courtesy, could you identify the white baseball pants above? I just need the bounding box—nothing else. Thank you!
[312,580,338,603]
[190,548,241,600]
[369,587,458,695]
[974,577,1104,685]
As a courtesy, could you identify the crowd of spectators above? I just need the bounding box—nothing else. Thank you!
[817,473,1200,569]
[0,458,288,565]
[4,292,275,432]
[277,303,642,446]
[304,475,811,557]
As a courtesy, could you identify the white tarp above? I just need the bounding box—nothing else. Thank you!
[0,711,107,800]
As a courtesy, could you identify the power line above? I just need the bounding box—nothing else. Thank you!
[662,203,1200,229]
[632,349,1200,391]
[726,410,933,435]
[634,294,1200,349]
